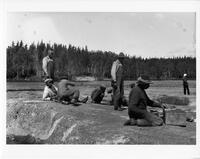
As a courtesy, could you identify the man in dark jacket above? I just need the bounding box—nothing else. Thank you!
[183,74,190,95]
[124,75,164,126]
[91,85,106,104]
[111,52,125,111]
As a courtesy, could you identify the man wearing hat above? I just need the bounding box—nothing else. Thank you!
[91,85,106,104]
[111,52,125,111]
[124,75,164,126]
[183,73,190,95]
[42,48,55,80]
[42,78,58,100]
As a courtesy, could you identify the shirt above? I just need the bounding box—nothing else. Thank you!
[128,86,159,111]
[183,77,188,86]
[42,56,54,75]
[111,59,123,82]
[42,85,58,100]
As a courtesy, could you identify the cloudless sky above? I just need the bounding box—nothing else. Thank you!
[7,12,195,58]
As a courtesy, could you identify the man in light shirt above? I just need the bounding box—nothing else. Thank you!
[42,78,58,100]
[42,48,55,80]
[111,52,125,111]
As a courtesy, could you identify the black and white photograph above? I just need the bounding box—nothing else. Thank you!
[1,0,200,159]
[6,11,196,144]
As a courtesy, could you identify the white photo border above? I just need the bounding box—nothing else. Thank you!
[1,0,200,159]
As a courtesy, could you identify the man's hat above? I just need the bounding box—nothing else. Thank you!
[136,75,153,84]
[59,76,68,80]
[118,52,125,58]
[44,78,53,84]
[183,73,187,77]
[100,85,106,91]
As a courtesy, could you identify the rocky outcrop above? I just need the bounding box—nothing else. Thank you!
[7,93,196,144]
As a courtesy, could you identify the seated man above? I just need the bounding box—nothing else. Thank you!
[124,75,164,127]
[42,78,58,101]
[91,85,106,104]
[57,78,88,105]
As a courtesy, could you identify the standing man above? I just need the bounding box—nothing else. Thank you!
[42,48,55,80]
[183,73,190,95]
[111,52,125,111]
[124,75,164,126]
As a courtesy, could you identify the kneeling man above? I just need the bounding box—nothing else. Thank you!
[124,75,164,126]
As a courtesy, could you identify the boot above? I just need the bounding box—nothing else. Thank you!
[81,96,88,103]
[124,119,137,126]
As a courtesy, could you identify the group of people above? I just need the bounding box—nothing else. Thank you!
[42,48,190,127]
[110,53,165,126]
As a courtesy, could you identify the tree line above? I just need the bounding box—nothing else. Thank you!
[7,41,196,81]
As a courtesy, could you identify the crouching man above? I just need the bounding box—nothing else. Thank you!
[91,85,106,104]
[42,78,58,101]
[57,78,88,105]
[124,75,164,126]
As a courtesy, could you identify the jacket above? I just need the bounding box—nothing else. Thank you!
[128,86,160,111]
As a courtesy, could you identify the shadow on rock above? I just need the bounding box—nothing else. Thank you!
[7,134,45,144]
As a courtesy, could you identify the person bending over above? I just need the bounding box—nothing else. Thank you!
[183,73,190,95]
[124,75,164,127]
[91,85,106,104]
[57,78,88,105]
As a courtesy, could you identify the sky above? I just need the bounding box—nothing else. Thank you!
[7,12,196,58]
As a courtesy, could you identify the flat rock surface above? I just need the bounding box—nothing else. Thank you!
[7,89,196,144]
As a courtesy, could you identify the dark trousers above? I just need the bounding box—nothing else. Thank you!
[112,80,124,110]
[113,86,122,110]
[183,85,190,95]
[91,89,104,103]
[46,61,54,80]
[58,88,80,102]
[128,108,163,126]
